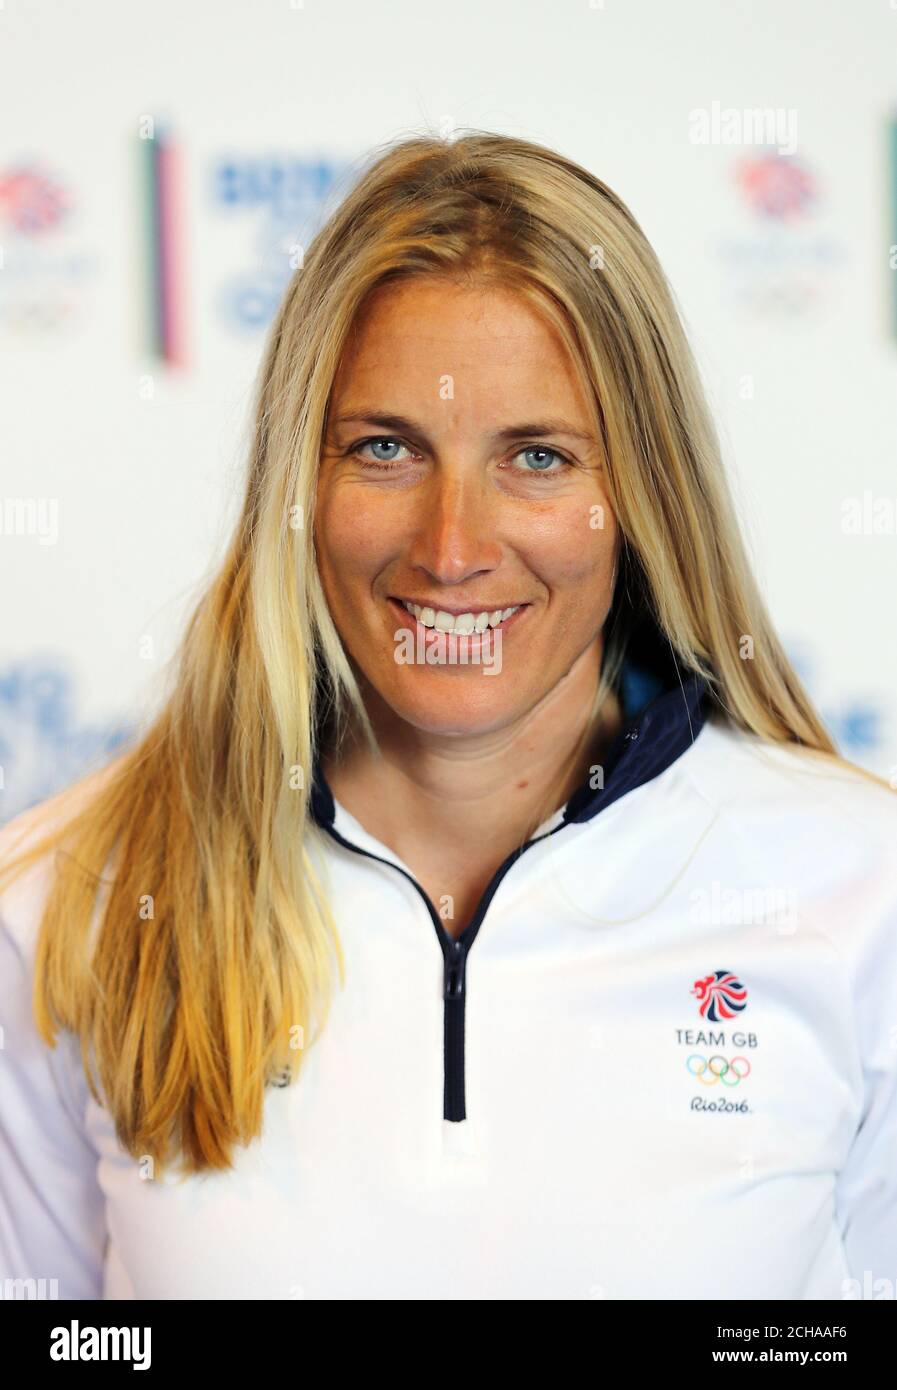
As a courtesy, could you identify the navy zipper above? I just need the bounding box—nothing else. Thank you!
[318,812,581,1120]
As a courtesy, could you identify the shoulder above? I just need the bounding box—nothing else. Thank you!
[685,713,897,832]
[681,713,897,937]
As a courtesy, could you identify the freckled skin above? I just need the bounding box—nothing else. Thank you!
[315,278,620,740]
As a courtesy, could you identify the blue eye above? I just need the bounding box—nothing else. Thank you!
[354,437,414,468]
[513,446,569,475]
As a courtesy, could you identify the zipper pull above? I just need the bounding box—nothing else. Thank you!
[443,937,466,999]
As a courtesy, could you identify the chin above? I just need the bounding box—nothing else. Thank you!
[382,683,524,738]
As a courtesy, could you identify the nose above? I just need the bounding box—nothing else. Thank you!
[403,470,503,588]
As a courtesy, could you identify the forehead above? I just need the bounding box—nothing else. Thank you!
[332,277,588,391]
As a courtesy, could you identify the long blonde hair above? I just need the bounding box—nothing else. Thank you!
[0,129,886,1176]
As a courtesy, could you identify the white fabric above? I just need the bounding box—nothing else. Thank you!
[1,717,896,1299]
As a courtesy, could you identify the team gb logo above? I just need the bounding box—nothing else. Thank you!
[691,970,748,1021]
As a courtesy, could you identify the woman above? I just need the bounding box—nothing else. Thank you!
[1,131,895,1301]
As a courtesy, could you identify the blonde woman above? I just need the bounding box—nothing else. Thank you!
[1,131,894,1301]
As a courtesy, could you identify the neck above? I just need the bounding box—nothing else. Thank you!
[322,638,624,856]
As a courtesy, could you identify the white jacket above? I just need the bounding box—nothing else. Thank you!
[1,656,896,1300]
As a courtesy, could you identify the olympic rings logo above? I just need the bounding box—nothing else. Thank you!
[686,1054,751,1087]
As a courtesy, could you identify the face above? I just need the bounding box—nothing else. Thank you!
[314,277,620,737]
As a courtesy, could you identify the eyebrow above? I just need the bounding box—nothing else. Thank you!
[327,410,598,445]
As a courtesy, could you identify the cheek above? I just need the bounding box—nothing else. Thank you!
[315,485,399,589]
[521,497,619,589]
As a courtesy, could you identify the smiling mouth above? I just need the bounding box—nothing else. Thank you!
[387,596,530,637]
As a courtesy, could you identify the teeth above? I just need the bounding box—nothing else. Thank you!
[400,600,520,632]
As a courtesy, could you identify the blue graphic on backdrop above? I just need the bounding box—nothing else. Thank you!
[786,637,883,755]
[211,154,353,333]
[0,655,135,825]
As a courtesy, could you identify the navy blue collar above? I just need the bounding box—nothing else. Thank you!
[561,665,708,824]
[308,657,711,832]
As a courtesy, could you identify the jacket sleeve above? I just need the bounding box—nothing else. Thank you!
[0,909,108,1299]
[834,890,897,1293]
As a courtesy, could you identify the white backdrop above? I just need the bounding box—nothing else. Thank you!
[1,0,896,820]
